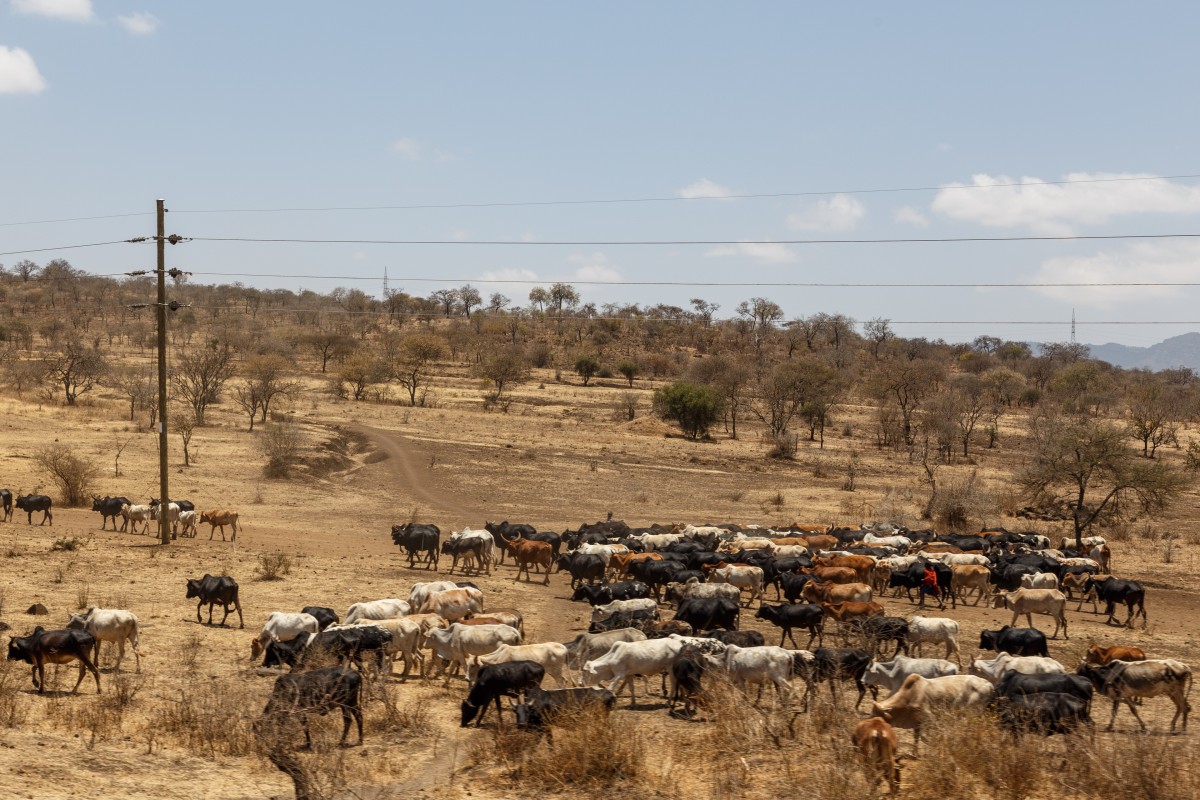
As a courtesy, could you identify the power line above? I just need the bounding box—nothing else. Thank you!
[188,232,1200,247]
[0,240,136,257]
[5,172,1197,227]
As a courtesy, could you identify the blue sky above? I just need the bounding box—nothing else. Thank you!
[3,2,1200,346]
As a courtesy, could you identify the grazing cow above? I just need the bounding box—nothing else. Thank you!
[425,623,522,680]
[562,628,645,673]
[461,661,545,727]
[556,552,607,589]
[647,620,694,638]
[7,627,100,693]
[120,503,153,534]
[821,601,885,642]
[91,496,131,531]
[261,631,313,671]
[15,494,52,526]
[994,671,1094,707]
[992,588,1069,639]
[510,538,554,585]
[66,608,141,672]
[669,646,708,715]
[951,565,992,606]
[260,666,363,746]
[424,587,485,622]
[703,564,766,606]
[1076,659,1192,733]
[0,488,11,522]
[344,599,410,625]
[849,616,910,659]
[721,644,794,704]
[864,655,959,696]
[251,612,321,660]
[905,616,960,664]
[754,603,824,649]
[979,626,1049,658]
[801,581,872,606]
[969,653,1065,684]
[303,625,393,675]
[589,608,659,634]
[674,597,739,632]
[199,509,239,541]
[997,692,1092,737]
[792,647,873,710]
[571,581,651,606]
[514,685,616,729]
[582,637,686,706]
[851,717,901,794]
[390,523,441,570]
[1082,577,1147,627]
[1084,643,1147,665]
[185,574,244,628]
[476,642,572,687]
[869,674,994,752]
[301,606,339,631]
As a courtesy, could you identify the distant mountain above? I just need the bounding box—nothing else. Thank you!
[1084,333,1200,372]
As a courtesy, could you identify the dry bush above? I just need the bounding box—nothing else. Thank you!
[767,433,798,459]
[261,421,304,478]
[1063,732,1198,800]
[51,536,85,552]
[256,551,293,581]
[365,680,431,737]
[75,582,89,609]
[149,681,258,758]
[0,659,29,728]
[34,442,100,506]
[930,470,996,531]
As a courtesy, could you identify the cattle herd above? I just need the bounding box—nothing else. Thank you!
[4,514,1193,794]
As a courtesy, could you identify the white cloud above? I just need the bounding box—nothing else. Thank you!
[894,205,929,227]
[677,178,738,199]
[118,12,159,35]
[352,251,367,260]
[705,241,798,264]
[479,267,538,283]
[0,46,46,94]
[932,172,1200,235]
[1031,240,1200,309]
[390,137,421,160]
[574,265,622,283]
[787,194,865,232]
[12,0,93,21]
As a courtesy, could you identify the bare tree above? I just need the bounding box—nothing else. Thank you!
[42,336,107,405]
[108,366,157,423]
[112,436,134,478]
[337,352,388,401]
[1125,374,1182,457]
[34,443,99,506]
[233,355,298,430]
[173,340,235,425]
[389,333,444,406]
[458,284,482,316]
[174,410,197,467]
[302,331,356,373]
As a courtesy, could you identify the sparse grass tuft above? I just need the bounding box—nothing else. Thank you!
[256,551,293,581]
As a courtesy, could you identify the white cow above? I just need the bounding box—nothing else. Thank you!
[706,564,765,605]
[869,674,994,752]
[345,599,411,624]
[424,587,485,622]
[475,642,573,687]
[176,509,198,537]
[65,608,142,672]
[408,581,459,612]
[992,588,1069,639]
[563,628,648,670]
[905,616,961,664]
[968,653,1066,684]
[582,637,686,706]
[720,645,794,704]
[864,655,960,695]
[120,503,153,534]
[1019,572,1059,590]
[424,623,522,681]
[861,533,913,550]
[590,598,658,625]
[250,611,320,660]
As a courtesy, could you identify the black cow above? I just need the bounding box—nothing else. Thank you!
[669,646,708,716]
[778,572,814,604]
[7,627,100,693]
[571,581,651,606]
[150,497,195,512]
[997,692,1091,736]
[0,488,11,522]
[391,523,441,570]
[673,597,739,632]
[15,494,52,526]
[889,562,954,608]
[588,608,658,634]
[556,552,607,589]
[849,615,910,658]
[513,685,616,729]
[300,606,339,631]
[302,625,391,674]
[441,537,485,575]
[754,603,824,648]
[185,574,244,628]
[995,672,1094,706]
[979,626,1048,657]
[700,630,765,647]
[990,564,1041,592]
[91,495,131,531]
[1083,577,1147,627]
[259,666,363,746]
[261,631,313,670]
[793,647,873,710]
[630,560,690,599]
[461,661,545,727]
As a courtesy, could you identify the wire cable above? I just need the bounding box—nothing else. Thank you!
[0,240,138,257]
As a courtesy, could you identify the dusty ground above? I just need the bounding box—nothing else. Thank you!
[0,368,1198,799]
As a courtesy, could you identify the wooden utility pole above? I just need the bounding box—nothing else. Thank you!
[156,198,171,545]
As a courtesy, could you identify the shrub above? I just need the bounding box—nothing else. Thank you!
[652,381,725,440]
[34,443,99,506]
[616,360,639,387]
[261,422,303,478]
[574,355,601,386]
[256,552,293,580]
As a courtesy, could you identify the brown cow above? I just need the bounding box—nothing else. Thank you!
[801,535,838,552]
[801,581,872,605]
[510,538,553,585]
[821,601,885,624]
[815,555,874,584]
[609,551,663,579]
[200,509,239,541]
[1085,643,1147,665]
[789,523,831,533]
[807,566,859,585]
[851,717,901,794]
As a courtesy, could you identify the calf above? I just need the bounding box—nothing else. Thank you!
[199,509,239,541]
[1077,659,1192,733]
[461,661,545,727]
[185,574,244,628]
[7,627,100,693]
[851,717,901,794]
[514,685,616,729]
[259,666,363,746]
[754,603,824,649]
[66,608,141,672]
[979,626,1048,658]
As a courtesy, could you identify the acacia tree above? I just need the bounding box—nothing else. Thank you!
[302,331,356,373]
[1017,413,1189,549]
[688,355,751,439]
[1126,376,1182,457]
[42,337,107,405]
[173,340,235,425]
[574,355,600,386]
[458,284,482,316]
[390,333,444,406]
[475,346,529,401]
